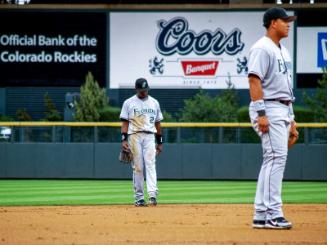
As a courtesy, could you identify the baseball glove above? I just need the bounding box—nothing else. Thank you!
[119,148,133,164]
[288,127,299,149]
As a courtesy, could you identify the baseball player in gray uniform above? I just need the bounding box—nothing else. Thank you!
[120,78,164,207]
[247,7,299,229]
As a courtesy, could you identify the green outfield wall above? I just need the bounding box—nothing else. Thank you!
[0,143,326,180]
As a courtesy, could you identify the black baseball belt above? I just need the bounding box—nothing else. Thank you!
[264,99,292,106]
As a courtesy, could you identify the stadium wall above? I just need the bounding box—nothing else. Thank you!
[0,143,326,180]
[0,88,5,115]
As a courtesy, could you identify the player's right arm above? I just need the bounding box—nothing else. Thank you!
[121,120,129,150]
[249,74,269,133]
[248,47,270,134]
[120,101,130,150]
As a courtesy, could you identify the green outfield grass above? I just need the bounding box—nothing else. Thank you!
[0,180,326,206]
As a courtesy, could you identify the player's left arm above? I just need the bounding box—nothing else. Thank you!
[155,121,163,155]
[154,100,164,155]
[288,103,299,148]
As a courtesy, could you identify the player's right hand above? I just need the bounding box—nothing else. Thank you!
[258,115,269,133]
[122,141,129,151]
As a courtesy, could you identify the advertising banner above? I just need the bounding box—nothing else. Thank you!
[0,11,106,86]
[110,12,294,89]
[297,27,327,73]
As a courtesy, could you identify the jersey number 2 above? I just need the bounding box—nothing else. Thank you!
[149,117,155,123]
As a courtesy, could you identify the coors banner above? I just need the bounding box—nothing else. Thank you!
[109,12,295,89]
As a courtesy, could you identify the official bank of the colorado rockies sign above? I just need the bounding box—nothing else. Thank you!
[0,11,106,87]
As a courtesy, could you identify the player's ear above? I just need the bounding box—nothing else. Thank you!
[270,19,278,29]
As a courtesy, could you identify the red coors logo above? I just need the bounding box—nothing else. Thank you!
[181,61,219,76]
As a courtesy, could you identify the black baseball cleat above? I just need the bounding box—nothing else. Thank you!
[252,219,266,229]
[134,199,148,207]
[148,197,157,206]
[265,217,292,229]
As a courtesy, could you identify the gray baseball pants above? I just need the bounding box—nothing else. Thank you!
[249,101,292,220]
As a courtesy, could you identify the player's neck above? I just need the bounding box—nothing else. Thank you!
[137,95,148,100]
[266,32,282,48]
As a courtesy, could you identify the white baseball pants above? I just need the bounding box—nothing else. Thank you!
[129,132,158,201]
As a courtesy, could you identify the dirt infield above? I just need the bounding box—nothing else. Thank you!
[0,204,326,245]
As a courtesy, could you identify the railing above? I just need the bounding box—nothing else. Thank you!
[0,122,327,144]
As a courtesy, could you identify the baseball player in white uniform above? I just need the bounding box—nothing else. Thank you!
[248,7,299,229]
[120,78,164,207]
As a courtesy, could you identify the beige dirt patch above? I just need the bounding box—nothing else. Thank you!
[0,204,326,245]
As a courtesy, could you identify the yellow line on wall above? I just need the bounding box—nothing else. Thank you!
[1,122,327,128]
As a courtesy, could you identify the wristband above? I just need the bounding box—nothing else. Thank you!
[121,133,128,142]
[156,134,163,144]
[253,99,266,112]
[257,110,266,117]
